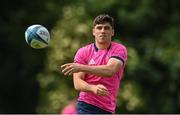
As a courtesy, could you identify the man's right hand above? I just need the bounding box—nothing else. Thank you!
[91,84,108,96]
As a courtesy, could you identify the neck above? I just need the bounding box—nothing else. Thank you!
[95,42,111,50]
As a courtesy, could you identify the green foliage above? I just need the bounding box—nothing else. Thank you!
[0,0,179,114]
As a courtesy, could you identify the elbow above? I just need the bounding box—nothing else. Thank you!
[105,70,116,77]
[103,66,117,77]
[74,84,81,91]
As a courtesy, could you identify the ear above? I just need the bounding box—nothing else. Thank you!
[112,29,114,36]
[92,28,95,36]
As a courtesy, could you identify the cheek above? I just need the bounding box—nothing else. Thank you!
[109,31,114,36]
[92,29,96,36]
[93,31,98,36]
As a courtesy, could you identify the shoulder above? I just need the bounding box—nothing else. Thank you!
[78,43,94,52]
[76,43,94,54]
[111,41,127,51]
[110,41,128,62]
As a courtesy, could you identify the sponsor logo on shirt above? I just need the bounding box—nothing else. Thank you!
[88,59,96,65]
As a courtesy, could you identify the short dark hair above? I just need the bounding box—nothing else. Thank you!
[93,14,114,29]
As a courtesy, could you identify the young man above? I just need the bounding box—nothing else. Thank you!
[59,14,128,114]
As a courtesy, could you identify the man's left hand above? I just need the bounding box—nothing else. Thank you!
[58,63,81,76]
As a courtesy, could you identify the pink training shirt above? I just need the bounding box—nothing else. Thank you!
[74,41,127,113]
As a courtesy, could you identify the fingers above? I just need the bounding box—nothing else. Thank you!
[62,65,72,73]
[61,63,71,68]
[57,63,67,70]
[97,84,108,91]
[64,67,74,76]
[97,88,108,96]
[96,85,108,96]
[61,64,72,76]
[57,63,75,76]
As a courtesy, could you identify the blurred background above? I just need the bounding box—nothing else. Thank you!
[0,0,179,114]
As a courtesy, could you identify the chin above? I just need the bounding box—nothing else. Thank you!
[98,40,108,44]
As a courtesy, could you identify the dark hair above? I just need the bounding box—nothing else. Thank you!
[93,14,114,29]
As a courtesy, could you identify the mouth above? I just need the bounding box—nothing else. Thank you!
[99,35,106,38]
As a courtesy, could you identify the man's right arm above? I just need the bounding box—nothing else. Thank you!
[73,72,93,92]
[73,72,108,96]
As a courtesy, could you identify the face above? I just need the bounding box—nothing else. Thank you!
[93,23,114,44]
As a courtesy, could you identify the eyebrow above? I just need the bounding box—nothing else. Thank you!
[95,25,112,29]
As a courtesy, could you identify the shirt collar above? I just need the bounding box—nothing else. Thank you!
[94,43,111,52]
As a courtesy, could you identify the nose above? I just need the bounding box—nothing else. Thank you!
[100,27,106,33]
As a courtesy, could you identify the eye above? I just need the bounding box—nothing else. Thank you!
[96,26,102,30]
[104,26,110,30]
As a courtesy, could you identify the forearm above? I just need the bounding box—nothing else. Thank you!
[74,77,95,92]
[73,72,95,92]
[79,64,115,77]
[73,72,108,96]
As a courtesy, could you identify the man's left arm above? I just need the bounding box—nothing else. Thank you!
[61,58,123,77]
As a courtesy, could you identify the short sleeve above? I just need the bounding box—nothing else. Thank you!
[111,45,127,64]
[74,47,87,65]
